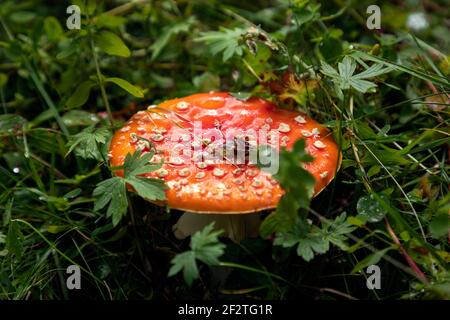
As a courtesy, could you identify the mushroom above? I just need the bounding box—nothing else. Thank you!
[108,92,340,242]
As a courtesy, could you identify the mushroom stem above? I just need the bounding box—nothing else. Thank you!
[172,212,261,243]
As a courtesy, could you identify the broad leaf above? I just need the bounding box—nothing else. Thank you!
[94,30,130,57]
[106,77,144,98]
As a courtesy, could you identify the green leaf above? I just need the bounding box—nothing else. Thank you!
[296,239,314,261]
[321,212,357,250]
[296,236,328,262]
[274,218,329,262]
[273,212,356,262]
[93,177,128,226]
[353,63,394,79]
[293,3,321,27]
[0,232,5,245]
[66,125,110,160]
[429,213,449,239]
[259,212,280,238]
[168,222,225,286]
[367,165,381,178]
[93,150,166,226]
[94,30,130,57]
[319,36,343,62]
[44,17,64,41]
[62,110,100,127]
[0,114,26,134]
[6,220,23,259]
[196,27,246,62]
[260,139,315,237]
[126,177,166,201]
[320,55,393,94]
[168,251,198,287]
[0,73,8,87]
[349,78,376,92]
[27,129,64,155]
[351,51,450,88]
[86,0,97,15]
[63,188,82,199]
[191,223,225,266]
[94,15,127,29]
[320,60,339,78]
[57,38,82,60]
[351,247,393,274]
[338,56,357,81]
[3,198,13,227]
[150,17,195,61]
[10,11,36,23]
[357,193,389,223]
[122,150,159,177]
[66,80,96,108]
[105,77,144,98]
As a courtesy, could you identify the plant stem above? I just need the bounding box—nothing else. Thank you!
[90,37,114,127]
[385,219,429,285]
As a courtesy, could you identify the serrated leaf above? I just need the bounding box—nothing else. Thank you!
[105,77,144,98]
[168,251,198,287]
[320,55,393,94]
[126,176,166,201]
[66,126,110,160]
[296,240,315,261]
[94,30,130,57]
[191,223,225,266]
[196,27,245,62]
[321,213,356,250]
[294,235,329,261]
[168,222,225,286]
[94,150,166,226]
[93,177,128,226]
[122,150,158,177]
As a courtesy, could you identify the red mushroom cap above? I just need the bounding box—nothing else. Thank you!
[109,92,340,213]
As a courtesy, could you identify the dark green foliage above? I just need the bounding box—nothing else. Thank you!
[259,139,315,238]
[168,222,225,286]
[93,150,166,226]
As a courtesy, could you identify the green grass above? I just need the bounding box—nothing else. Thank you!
[0,0,449,300]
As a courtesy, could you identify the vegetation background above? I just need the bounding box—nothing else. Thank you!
[0,0,449,300]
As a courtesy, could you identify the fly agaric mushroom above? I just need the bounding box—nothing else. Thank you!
[108,92,340,241]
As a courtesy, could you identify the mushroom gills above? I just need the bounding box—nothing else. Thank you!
[172,212,261,243]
